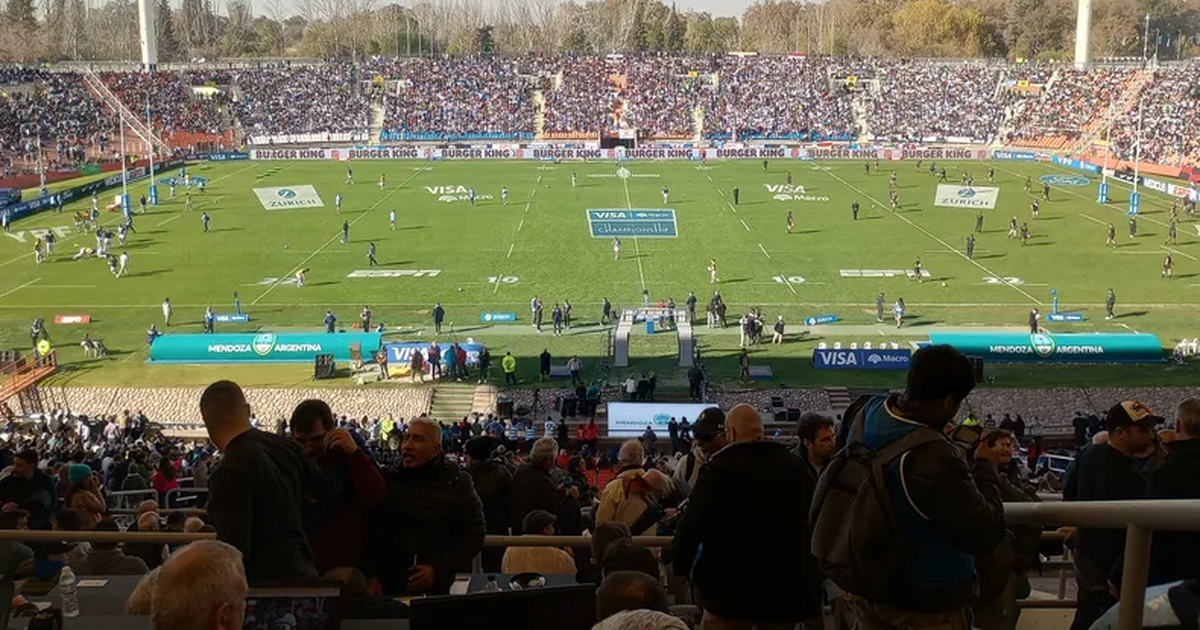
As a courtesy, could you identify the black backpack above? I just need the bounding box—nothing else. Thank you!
[810,397,945,603]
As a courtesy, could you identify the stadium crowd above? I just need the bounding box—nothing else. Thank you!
[0,346,1197,629]
[0,72,113,173]
[543,56,619,136]
[703,56,855,141]
[99,72,226,137]
[1006,68,1135,146]
[230,65,370,140]
[864,62,1008,143]
[1107,64,1200,166]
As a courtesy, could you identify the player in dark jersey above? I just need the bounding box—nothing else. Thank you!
[1163,253,1174,279]
[1020,223,1030,245]
[1107,223,1116,247]
[786,211,794,234]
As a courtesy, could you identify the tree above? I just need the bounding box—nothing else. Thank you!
[662,5,685,51]
[157,0,180,61]
[6,0,37,29]
[563,28,588,52]
[476,24,495,53]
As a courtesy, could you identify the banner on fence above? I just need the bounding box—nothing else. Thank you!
[149,332,381,364]
[812,348,912,370]
[927,332,1164,364]
[383,342,485,377]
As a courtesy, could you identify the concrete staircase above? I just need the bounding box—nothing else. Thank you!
[824,387,852,413]
[428,382,478,422]
[851,94,871,145]
[368,101,386,145]
[692,105,704,142]
[1069,68,1153,157]
[533,90,546,140]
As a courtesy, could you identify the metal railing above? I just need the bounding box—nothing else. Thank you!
[0,499,1191,629]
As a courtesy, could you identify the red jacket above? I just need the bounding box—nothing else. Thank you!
[306,448,387,574]
[584,424,600,441]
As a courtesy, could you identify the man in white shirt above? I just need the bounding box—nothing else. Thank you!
[162,298,172,326]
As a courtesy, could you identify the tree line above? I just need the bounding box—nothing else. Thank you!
[0,0,1197,64]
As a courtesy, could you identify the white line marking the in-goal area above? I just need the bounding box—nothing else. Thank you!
[0,278,40,300]
[506,243,515,259]
[249,167,421,306]
[740,219,751,232]
[621,176,648,293]
[1165,246,1198,261]
[757,244,772,259]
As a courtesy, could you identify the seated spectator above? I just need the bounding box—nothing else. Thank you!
[126,566,160,614]
[65,464,105,530]
[53,509,91,567]
[593,609,689,630]
[501,509,576,575]
[127,509,165,570]
[148,540,247,630]
[596,570,671,621]
[0,449,57,528]
[600,540,660,580]
[70,519,149,576]
[0,509,33,577]
[370,417,485,595]
[577,521,633,585]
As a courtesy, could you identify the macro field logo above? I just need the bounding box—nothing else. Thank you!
[1040,174,1090,187]
[424,185,493,204]
[764,184,830,203]
[1031,332,1056,358]
[252,333,277,356]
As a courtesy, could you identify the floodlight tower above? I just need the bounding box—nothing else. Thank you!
[137,0,158,72]
[1074,0,1093,69]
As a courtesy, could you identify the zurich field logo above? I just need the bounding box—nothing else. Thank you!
[252,333,277,356]
[957,188,976,198]
[1030,332,1056,358]
[277,189,297,198]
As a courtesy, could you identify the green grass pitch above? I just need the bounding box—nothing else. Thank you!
[2,156,1199,390]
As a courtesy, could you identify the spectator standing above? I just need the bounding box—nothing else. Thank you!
[813,345,1005,630]
[192,452,211,489]
[510,437,580,535]
[1063,401,1158,630]
[596,441,670,532]
[1138,399,1200,585]
[464,436,512,573]
[289,399,387,575]
[151,459,179,505]
[200,380,342,580]
[672,404,821,629]
[539,349,552,382]
[674,408,727,488]
[793,412,836,481]
[371,417,485,594]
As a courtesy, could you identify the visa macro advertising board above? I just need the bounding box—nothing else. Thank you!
[148,333,382,363]
[927,332,1165,364]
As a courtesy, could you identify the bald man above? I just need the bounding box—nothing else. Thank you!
[201,380,341,580]
[148,540,247,630]
[672,403,821,629]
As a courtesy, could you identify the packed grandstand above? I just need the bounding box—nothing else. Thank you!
[4,57,1200,172]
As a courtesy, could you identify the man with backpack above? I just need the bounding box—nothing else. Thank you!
[672,404,821,629]
[673,408,727,488]
[812,345,1006,630]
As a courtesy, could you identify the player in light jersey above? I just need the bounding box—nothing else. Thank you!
[893,298,905,328]
[708,259,718,284]
[571,171,577,188]
[117,251,129,278]
[389,208,396,231]
[612,237,621,260]
[662,186,669,204]
[379,174,386,189]
[502,187,508,205]
[335,193,343,214]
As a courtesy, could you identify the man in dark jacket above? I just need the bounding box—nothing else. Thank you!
[290,399,387,575]
[201,381,342,581]
[1063,400,1157,630]
[1134,399,1200,586]
[464,436,511,573]
[0,449,58,529]
[793,412,836,483]
[672,404,821,628]
[836,345,1006,627]
[509,437,580,535]
[370,418,485,595]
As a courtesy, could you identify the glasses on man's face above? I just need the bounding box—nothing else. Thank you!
[293,432,327,447]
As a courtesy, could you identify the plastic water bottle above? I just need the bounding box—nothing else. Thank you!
[483,575,500,592]
[60,566,80,618]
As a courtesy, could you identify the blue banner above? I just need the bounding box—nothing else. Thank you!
[927,332,1164,364]
[1046,312,1085,323]
[149,332,381,364]
[480,312,517,323]
[212,314,250,323]
[1098,182,1109,203]
[1129,191,1141,215]
[204,152,250,162]
[1052,155,1101,174]
[812,348,912,370]
[804,314,839,326]
[992,150,1037,162]
[383,342,485,376]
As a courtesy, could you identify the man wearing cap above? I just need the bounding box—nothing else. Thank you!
[672,404,821,629]
[501,509,576,575]
[674,408,728,488]
[464,436,512,573]
[1063,400,1158,630]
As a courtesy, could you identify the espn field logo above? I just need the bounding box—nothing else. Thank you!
[934,185,999,209]
[254,185,325,210]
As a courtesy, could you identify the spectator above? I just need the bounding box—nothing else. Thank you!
[596,570,671,621]
[66,464,105,529]
[0,449,58,528]
[593,609,689,630]
[577,521,633,585]
[289,399,387,575]
[1139,398,1200,586]
[672,403,822,630]
[793,412,836,481]
[674,408,727,488]
[148,540,247,630]
[600,540,661,579]
[464,436,512,573]
[501,509,576,575]
[151,459,179,504]
[69,519,149,576]
[192,452,211,489]
[127,511,166,570]
[371,417,485,595]
[200,380,342,580]
[510,437,580,535]
[324,567,408,620]
[813,345,1005,628]
[595,440,662,528]
[1063,400,1158,630]
[0,509,33,577]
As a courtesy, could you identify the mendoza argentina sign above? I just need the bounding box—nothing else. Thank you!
[149,333,382,363]
[934,185,1000,209]
[927,332,1164,364]
[254,185,325,210]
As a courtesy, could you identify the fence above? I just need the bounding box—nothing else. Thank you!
[0,499,1195,630]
